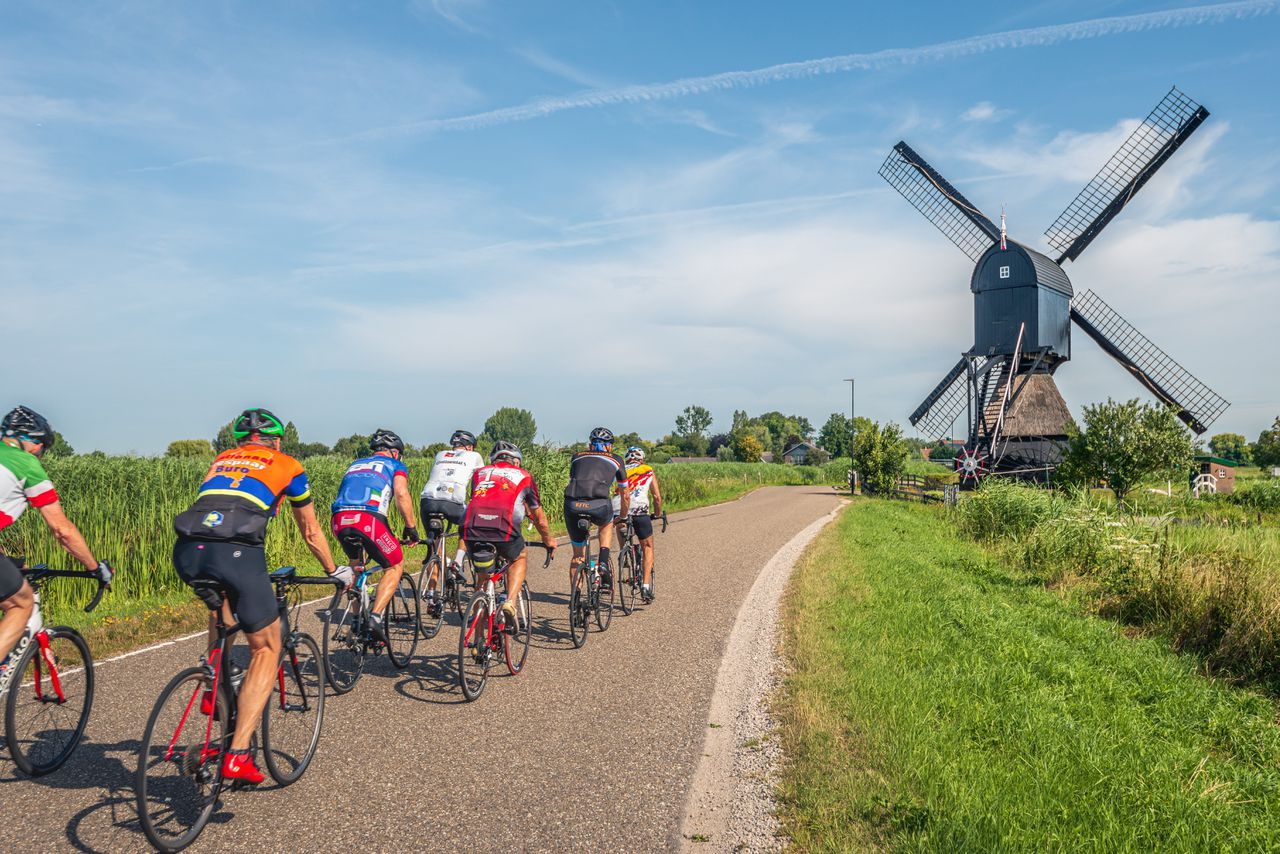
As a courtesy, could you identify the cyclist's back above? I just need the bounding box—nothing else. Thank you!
[566,448,627,502]
[421,439,484,524]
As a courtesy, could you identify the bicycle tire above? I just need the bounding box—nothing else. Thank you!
[503,582,532,675]
[454,554,475,614]
[568,567,588,649]
[4,626,94,777]
[458,594,491,701]
[321,594,365,694]
[262,632,325,786]
[385,572,420,669]
[136,667,227,853]
[416,554,445,640]
[595,564,614,631]
[617,544,637,616]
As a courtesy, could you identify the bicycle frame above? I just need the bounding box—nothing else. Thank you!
[1,565,107,700]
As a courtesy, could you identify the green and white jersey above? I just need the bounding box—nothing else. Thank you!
[0,442,58,531]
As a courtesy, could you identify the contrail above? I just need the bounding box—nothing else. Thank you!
[363,0,1275,137]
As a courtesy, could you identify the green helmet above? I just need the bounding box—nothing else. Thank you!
[232,408,286,440]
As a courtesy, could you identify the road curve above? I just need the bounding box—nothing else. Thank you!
[1,485,842,853]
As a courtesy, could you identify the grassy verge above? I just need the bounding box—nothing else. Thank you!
[778,498,1280,851]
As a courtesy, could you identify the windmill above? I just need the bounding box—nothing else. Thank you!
[878,87,1229,483]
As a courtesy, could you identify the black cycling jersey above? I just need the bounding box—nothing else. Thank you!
[564,450,627,501]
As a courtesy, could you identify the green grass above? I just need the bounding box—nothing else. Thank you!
[778,499,1280,851]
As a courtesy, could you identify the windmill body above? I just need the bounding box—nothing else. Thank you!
[881,87,1229,483]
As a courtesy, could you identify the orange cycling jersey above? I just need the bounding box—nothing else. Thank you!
[196,446,312,513]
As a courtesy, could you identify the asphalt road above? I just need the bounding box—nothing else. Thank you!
[1,485,842,853]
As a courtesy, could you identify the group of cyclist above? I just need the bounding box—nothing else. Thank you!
[0,404,664,786]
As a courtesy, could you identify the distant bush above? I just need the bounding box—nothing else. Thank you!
[1229,479,1280,513]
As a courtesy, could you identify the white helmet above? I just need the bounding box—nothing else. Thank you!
[625,445,645,464]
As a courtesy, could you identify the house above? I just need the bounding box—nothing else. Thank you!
[782,441,818,465]
[1191,455,1237,495]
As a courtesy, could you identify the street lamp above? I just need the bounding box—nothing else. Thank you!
[844,378,856,493]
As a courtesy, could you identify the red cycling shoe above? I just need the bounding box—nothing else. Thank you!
[221,750,264,785]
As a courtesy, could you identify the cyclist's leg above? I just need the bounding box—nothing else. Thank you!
[0,555,34,663]
[640,537,655,584]
[565,501,591,587]
[632,512,655,585]
[500,540,528,610]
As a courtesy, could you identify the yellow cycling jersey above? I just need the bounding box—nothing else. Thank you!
[614,463,656,514]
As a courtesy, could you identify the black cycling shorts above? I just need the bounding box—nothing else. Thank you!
[173,539,278,633]
[564,498,614,546]
[0,553,24,603]
[630,513,654,541]
[464,536,526,567]
[420,497,465,527]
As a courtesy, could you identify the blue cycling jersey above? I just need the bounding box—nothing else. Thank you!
[331,454,408,518]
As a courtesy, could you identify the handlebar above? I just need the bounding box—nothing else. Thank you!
[525,541,555,568]
[20,564,112,614]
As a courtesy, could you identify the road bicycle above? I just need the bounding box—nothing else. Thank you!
[567,518,615,649]
[321,545,420,694]
[1,561,110,776]
[614,511,667,614]
[416,511,471,639]
[135,567,339,853]
[457,542,551,701]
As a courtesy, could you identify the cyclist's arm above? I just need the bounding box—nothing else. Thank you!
[650,476,662,517]
[37,501,98,571]
[530,506,555,549]
[290,503,338,574]
[615,463,631,517]
[393,473,417,529]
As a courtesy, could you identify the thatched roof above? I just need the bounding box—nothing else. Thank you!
[986,372,1074,439]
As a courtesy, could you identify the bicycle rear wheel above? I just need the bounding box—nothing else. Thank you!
[4,627,94,776]
[416,554,445,640]
[262,632,325,786]
[594,566,614,631]
[568,567,589,649]
[385,572,420,669]
[458,595,491,701]
[136,667,227,853]
[322,595,365,694]
[503,583,532,675]
[617,544,637,616]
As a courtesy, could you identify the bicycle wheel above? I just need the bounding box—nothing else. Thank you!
[4,627,94,777]
[568,567,589,649]
[595,565,614,631]
[416,554,445,640]
[503,583,532,675]
[322,594,365,694]
[262,632,325,786]
[453,554,475,614]
[617,544,637,616]
[458,595,491,701]
[385,572,420,669]
[136,667,227,853]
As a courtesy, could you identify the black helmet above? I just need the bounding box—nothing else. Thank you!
[450,429,477,448]
[370,428,405,454]
[490,440,523,465]
[589,426,614,445]
[232,408,285,440]
[2,406,54,449]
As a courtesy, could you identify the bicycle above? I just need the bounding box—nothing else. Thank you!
[567,518,615,649]
[321,541,420,694]
[416,512,471,639]
[135,567,339,853]
[615,512,666,614]
[1,561,110,776]
[458,542,551,702]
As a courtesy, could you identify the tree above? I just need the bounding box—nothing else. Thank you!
[707,433,731,456]
[674,405,713,439]
[281,421,302,457]
[296,442,331,458]
[332,433,371,459]
[851,419,910,494]
[928,441,959,462]
[213,420,237,453]
[734,434,764,463]
[1057,399,1195,503]
[715,444,737,462]
[1254,416,1280,469]
[1208,432,1251,466]
[818,413,854,458]
[46,431,75,458]
[806,446,831,466]
[482,407,537,448]
[166,439,214,458]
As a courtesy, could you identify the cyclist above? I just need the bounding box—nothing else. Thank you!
[564,427,629,591]
[461,441,555,625]
[0,406,112,680]
[331,428,420,644]
[172,407,349,785]
[419,429,485,615]
[613,446,663,602]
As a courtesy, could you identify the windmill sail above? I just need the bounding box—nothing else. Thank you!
[910,357,972,438]
[1046,87,1209,264]
[1071,290,1228,434]
[879,142,1001,261]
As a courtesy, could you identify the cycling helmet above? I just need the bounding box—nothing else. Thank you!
[450,429,477,448]
[2,406,54,449]
[589,426,614,445]
[625,446,645,464]
[232,407,286,440]
[369,428,405,454]
[490,440,523,465]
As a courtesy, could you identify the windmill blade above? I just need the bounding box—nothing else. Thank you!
[1046,87,1209,264]
[910,357,972,438]
[1071,290,1228,434]
[879,141,1001,261]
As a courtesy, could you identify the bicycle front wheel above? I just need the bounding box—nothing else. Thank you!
[503,583,532,675]
[458,595,491,701]
[385,572,420,669]
[136,667,227,853]
[617,544,637,616]
[4,627,94,777]
[417,554,445,640]
[322,595,365,694]
[262,632,326,786]
[594,568,614,631]
[568,568,588,649]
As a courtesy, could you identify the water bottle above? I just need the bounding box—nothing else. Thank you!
[26,589,43,636]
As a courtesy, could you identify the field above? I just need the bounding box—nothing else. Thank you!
[778,499,1280,850]
[0,452,842,655]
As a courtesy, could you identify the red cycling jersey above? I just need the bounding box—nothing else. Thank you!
[462,462,541,543]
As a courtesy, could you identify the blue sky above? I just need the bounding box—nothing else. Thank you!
[2,0,1278,453]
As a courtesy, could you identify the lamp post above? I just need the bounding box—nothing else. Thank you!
[844,378,856,493]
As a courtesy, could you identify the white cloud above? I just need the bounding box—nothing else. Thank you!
[961,101,1010,122]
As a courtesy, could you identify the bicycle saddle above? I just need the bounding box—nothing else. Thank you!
[189,579,227,611]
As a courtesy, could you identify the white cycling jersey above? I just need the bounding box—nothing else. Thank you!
[421,448,485,505]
